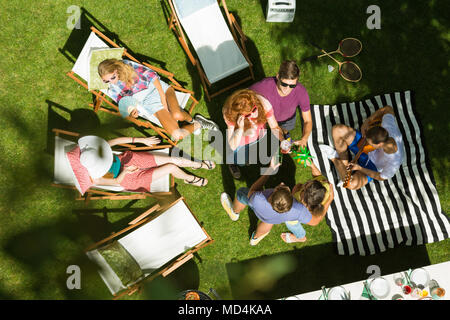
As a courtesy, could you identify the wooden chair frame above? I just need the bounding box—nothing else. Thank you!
[166,0,255,101]
[84,196,214,299]
[66,26,199,147]
[52,128,174,203]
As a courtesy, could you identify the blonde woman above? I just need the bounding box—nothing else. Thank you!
[98,59,218,141]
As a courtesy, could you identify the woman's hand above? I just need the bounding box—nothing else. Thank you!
[360,121,368,136]
[123,165,139,174]
[293,137,308,148]
[269,155,282,170]
[141,136,161,146]
[261,156,281,176]
[346,163,362,171]
[129,109,139,118]
[236,115,245,129]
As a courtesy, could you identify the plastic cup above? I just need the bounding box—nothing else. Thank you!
[393,272,405,287]
[280,140,292,154]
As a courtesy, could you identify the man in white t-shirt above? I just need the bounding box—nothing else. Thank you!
[319,106,405,190]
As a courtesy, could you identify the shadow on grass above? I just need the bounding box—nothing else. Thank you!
[59,6,189,91]
[70,194,205,299]
[2,216,103,299]
[45,100,159,155]
[270,0,449,184]
[3,197,203,299]
[226,241,431,300]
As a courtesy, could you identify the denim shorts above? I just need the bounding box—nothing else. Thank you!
[134,79,170,116]
[236,187,251,205]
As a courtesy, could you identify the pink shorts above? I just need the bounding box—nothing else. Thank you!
[118,151,157,192]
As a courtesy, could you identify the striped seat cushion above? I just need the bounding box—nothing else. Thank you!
[309,90,450,255]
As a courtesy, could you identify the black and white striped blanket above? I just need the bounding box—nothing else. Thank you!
[309,90,450,255]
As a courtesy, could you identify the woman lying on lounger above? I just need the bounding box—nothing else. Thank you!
[66,135,215,194]
[98,59,218,141]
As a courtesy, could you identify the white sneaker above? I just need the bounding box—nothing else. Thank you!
[221,192,239,221]
[319,144,339,160]
[193,127,201,135]
[194,114,219,131]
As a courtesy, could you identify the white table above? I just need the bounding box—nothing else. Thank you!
[284,261,450,300]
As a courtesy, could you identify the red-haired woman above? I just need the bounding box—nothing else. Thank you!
[222,89,286,178]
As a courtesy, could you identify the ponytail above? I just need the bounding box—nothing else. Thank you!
[308,203,324,216]
[301,180,326,216]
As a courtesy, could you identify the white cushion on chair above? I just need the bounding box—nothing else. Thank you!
[54,136,78,185]
[172,0,249,84]
[72,32,109,82]
[118,199,207,275]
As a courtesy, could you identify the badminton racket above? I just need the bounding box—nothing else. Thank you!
[317,38,362,58]
[310,42,362,82]
[302,38,362,62]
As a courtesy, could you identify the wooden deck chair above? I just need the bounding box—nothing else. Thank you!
[85,196,214,299]
[167,0,255,101]
[66,26,199,147]
[52,128,174,202]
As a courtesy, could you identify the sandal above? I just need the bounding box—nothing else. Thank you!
[249,230,270,246]
[281,233,307,244]
[184,176,208,187]
[193,160,216,170]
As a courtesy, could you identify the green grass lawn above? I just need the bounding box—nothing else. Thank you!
[0,0,448,299]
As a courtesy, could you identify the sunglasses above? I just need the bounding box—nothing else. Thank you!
[243,105,258,118]
[102,74,117,84]
[279,79,297,89]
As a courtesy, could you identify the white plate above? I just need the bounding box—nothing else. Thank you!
[327,286,350,300]
[370,277,390,299]
[410,268,430,287]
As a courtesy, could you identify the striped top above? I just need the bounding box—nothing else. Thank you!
[107,60,159,103]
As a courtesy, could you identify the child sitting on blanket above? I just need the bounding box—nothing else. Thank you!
[319,106,405,190]
[98,58,218,141]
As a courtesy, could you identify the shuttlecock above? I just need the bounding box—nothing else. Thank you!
[328,65,335,72]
